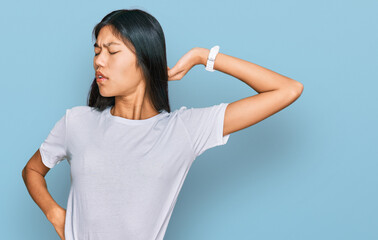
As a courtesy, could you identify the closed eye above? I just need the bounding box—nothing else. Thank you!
[94,51,119,56]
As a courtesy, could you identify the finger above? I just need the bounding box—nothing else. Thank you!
[168,72,182,81]
[168,69,177,79]
[168,74,177,81]
[168,66,179,78]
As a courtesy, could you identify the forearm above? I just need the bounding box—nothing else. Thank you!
[22,169,62,220]
[194,47,303,94]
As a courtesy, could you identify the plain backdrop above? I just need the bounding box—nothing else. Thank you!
[2,0,377,239]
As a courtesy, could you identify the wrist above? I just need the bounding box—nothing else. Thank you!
[46,205,64,221]
[193,47,210,66]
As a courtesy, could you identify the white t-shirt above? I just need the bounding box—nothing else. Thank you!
[39,103,231,240]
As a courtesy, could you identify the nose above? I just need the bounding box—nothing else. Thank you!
[94,52,106,69]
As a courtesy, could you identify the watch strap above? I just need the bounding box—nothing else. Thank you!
[205,45,220,72]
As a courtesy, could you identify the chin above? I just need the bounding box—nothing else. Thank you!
[98,89,114,98]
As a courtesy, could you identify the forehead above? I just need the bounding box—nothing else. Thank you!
[94,25,136,53]
[95,26,123,47]
[98,25,118,38]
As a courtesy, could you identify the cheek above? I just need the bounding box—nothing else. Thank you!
[114,59,137,79]
[107,53,141,84]
[108,64,135,89]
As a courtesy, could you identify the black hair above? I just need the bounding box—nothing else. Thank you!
[87,8,171,113]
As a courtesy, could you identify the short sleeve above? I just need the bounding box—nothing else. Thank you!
[179,103,231,157]
[39,109,69,168]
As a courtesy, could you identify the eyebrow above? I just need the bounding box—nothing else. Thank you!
[93,42,121,48]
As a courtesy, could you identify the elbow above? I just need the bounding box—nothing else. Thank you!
[289,80,303,97]
[22,168,26,179]
[22,167,29,180]
[296,82,304,96]
[279,79,303,97]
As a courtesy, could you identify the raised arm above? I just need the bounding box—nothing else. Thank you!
[194,47,303,136]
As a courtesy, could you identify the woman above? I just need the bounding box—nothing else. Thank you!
[22,8,303,240]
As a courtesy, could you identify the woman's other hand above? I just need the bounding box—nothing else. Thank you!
[46,206,66,240]
[167,47,203,81]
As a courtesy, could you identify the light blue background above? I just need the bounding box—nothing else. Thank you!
[2,0,377,239]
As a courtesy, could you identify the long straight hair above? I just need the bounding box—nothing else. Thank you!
[87,9,171,113]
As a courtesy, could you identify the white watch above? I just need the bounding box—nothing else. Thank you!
[205,45,220,72]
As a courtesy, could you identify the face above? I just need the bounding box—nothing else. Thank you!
[93,25,145,97]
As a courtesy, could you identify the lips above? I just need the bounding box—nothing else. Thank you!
[96,77,107,83]
[96,70,108,82]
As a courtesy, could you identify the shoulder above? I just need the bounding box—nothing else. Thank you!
[165,106,190,121]
[176,103,229,122]
[69,105,94,114]
[66,105,100,120]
